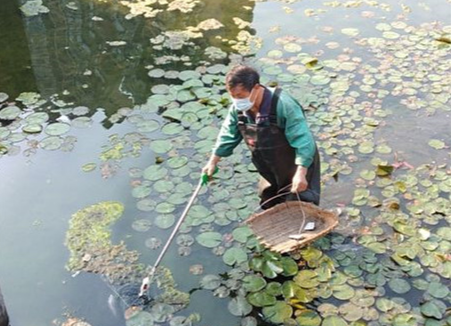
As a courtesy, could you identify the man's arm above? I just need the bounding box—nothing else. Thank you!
[277,91,316,167]
[277,91,317,192]
[203,106,243,176]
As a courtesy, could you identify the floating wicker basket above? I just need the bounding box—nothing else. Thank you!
[245,201,339,253]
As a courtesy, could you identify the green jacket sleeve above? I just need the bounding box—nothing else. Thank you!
[276,91,316,167]
[212,106,243,157]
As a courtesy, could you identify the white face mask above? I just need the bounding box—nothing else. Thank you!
[232,88,255,112]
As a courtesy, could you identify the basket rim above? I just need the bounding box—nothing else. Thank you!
[246,200,338,223]
[245,201,339,253]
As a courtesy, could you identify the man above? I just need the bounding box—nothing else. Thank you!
[0,285,9,326]
[202,65,320,209]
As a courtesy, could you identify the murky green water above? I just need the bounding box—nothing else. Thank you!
[0,0,450,325]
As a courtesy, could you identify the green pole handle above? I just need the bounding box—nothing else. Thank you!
[201,166,219,186]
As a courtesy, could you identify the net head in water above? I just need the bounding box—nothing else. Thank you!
[108,283,154,318]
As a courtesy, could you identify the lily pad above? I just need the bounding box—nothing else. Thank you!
[39,136,64,150]
[228,295,253,316]
[0,93,8,102]
[242,275,267,292]
[0,106,21,120]
[223,247,248,266]
[196,232,222,248]
[428,139,446,149]
[341,28,360,37]
[155,214,175,229]
[45,123,71,136]
[143,165,168,181]
[388,278,411,294]
[321,315,348,326]
[296,310,321,326]
[262,301,293,324]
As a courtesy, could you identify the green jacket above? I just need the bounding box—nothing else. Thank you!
[213,88,317,167]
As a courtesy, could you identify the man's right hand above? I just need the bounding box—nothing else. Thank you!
[202,155,221,176]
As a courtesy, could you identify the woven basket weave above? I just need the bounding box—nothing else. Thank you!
[245,201,339,253]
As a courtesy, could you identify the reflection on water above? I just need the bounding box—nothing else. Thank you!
[1,0,256,121]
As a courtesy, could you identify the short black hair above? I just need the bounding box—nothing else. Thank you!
[225,65,260,92]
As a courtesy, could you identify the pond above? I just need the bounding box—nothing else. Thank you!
[0,0,450,325]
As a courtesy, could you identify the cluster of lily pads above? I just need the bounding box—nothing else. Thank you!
[0,91,96,158]
[194,162,450,326]
[72,9,451,324]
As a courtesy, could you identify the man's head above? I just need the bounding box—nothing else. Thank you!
[225,65,260,92]
[225,66,261,111]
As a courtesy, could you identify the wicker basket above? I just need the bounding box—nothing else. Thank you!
[245,201,339,253]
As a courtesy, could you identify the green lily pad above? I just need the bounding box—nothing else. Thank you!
[39,136,64,150]
[72,117,93,128]
[242,275,267,292]
[155,214,175,229]
[0,106,21,120]
[383,31,400,39]
[321,315,348,326]
[341,28,360,37]
[162,123,184,135]
[167,156,188,169]
[150,139,172,153]
[82,163,97,172]
[241,316,257,326]
[332,284,355,300]
[22,123,43,134]
[247,291,276,307]
[228,295,253,316]
[148,69,165,78]
[358,141,374,154]
[284,43,302,53]
[155,203,176,214]
[25,112,49,124]
[421,299,447,319]
[296,310,321,326]
[388,278,411,294]
[262,301,293,324]
[428,139,446,149]
[232,226,253,243]
[178,70,201,81]
[136,119,160,133]
[267,50,283,58]
[200,274,222,290]
[311,75,331,86]
[153,180,174,193]
[45,123,71,136]
[0,93,8,102]
[72,106,89,116]
[143,165,168,181]
[223,247,248,266]
[196,232,222,248]
[294,270,319,289]
[427,282,450,299]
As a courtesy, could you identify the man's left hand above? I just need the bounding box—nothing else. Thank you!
[291,166,308,193]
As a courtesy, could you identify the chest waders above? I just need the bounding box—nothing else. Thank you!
[237,88,321,209]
